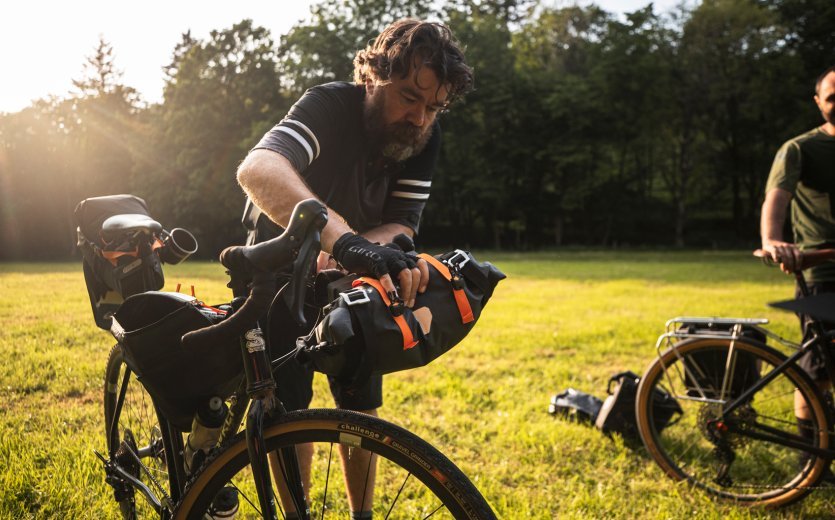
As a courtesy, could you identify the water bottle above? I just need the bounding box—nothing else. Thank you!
[184,396,227,474]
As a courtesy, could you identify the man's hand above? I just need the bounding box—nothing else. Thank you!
[762,238,803,274]
[332,233,427,307]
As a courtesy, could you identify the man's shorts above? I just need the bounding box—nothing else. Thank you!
[796,282,835,383]
[270,296,382,412]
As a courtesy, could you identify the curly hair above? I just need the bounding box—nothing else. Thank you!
[353,19,474,106]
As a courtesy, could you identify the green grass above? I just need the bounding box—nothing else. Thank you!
[1,251,834,518]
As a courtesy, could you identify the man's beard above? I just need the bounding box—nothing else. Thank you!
[364,90,433,162]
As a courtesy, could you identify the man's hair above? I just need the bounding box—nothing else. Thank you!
[353,19,474,106]
[815,65,835,95]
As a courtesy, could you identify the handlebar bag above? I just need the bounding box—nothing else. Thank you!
[297,250,505,384]
[112,291,242,431]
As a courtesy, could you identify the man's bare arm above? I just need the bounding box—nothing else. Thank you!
[237,149,427,304]
[761,187,801,272]
[236,149,352,253]
[362,223,414,245]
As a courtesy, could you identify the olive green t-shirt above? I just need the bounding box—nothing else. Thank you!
[765,127,835,281]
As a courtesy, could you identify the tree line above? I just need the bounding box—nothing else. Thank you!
[1,0,832,260]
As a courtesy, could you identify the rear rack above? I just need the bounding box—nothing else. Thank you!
[655,316,798,356]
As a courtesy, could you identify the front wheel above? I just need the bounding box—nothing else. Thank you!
[173,408,496,519]
[636,337,832,508]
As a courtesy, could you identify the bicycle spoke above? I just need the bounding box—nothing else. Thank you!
[384,471,412,519]
[320,443,334,520]
[234,481,262,517]
[422,503,445,519]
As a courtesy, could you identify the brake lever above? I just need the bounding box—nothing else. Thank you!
[282,230,321,326]
[280,200,327,326]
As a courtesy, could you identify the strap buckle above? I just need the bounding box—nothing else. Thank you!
[444,249,471,271]
[339,287,371,306]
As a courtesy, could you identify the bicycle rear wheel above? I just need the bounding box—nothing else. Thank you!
[173,408,496,519]
[636,337,832,508]
[104,343,179,518]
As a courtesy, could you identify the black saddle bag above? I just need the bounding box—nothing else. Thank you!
[677,322,763,400]
[112,292,242,430]
[298,250,505,384]
[75,194,165,328]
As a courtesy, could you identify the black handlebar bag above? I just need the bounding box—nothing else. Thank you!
[298,250,505,384]
[112,292,243,431]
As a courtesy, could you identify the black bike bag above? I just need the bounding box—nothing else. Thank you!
[75,194,165,328]
[112,291,242,431]
[297,250,505,385]
[677,322,762,400]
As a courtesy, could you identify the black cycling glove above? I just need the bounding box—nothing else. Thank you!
[332,233,416,278]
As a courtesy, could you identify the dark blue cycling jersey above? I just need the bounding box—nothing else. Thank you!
[243,82,440,241]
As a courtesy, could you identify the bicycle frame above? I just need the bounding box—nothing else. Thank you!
[102,320,314,519]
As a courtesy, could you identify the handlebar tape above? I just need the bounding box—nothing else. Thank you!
[181,199,328,351]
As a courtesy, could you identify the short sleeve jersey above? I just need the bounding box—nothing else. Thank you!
[246,82,440,239]
[765,127,835,281]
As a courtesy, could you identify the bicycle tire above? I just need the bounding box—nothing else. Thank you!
[636,337,832,508]
[104,343,177,518]
[173,408,496,519]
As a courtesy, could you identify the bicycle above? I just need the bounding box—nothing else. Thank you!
[634,248,835,508]
[96,198,497,519]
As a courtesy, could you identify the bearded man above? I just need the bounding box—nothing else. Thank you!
[236,19,473,519]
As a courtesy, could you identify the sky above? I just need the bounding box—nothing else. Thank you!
[0,0,686,114]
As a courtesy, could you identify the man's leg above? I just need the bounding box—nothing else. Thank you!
[329,373,383,519]
[339,408,378,517]
[793,289,835,475]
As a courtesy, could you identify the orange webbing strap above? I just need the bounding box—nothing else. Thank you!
[101,248,138,266]
[353,277,419,350]
[100,238,164,267]
[418,254,475,324]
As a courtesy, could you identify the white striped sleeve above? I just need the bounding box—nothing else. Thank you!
[391,179,432,200]
[275,126,315,166]
[283,119,321,159]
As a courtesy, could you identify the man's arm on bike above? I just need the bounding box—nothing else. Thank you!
[761,187,801,273]
[237,149,426,305]
[238,149,353,251]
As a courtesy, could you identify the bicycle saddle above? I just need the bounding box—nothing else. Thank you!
[101,213,162,241]
[770,293,835,323]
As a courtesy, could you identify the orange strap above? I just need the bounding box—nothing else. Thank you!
[418,254,475,324]
[100,239,164,267]
[353,277,419,350]
[101,248,138,266]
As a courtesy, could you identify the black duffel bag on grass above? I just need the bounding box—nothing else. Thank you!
[297,249,505,384]
[111,291,242,431]
[595,371,682,444]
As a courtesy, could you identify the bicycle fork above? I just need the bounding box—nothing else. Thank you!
[242,326,310,520]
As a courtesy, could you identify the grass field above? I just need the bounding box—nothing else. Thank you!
[1,251,834,519]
